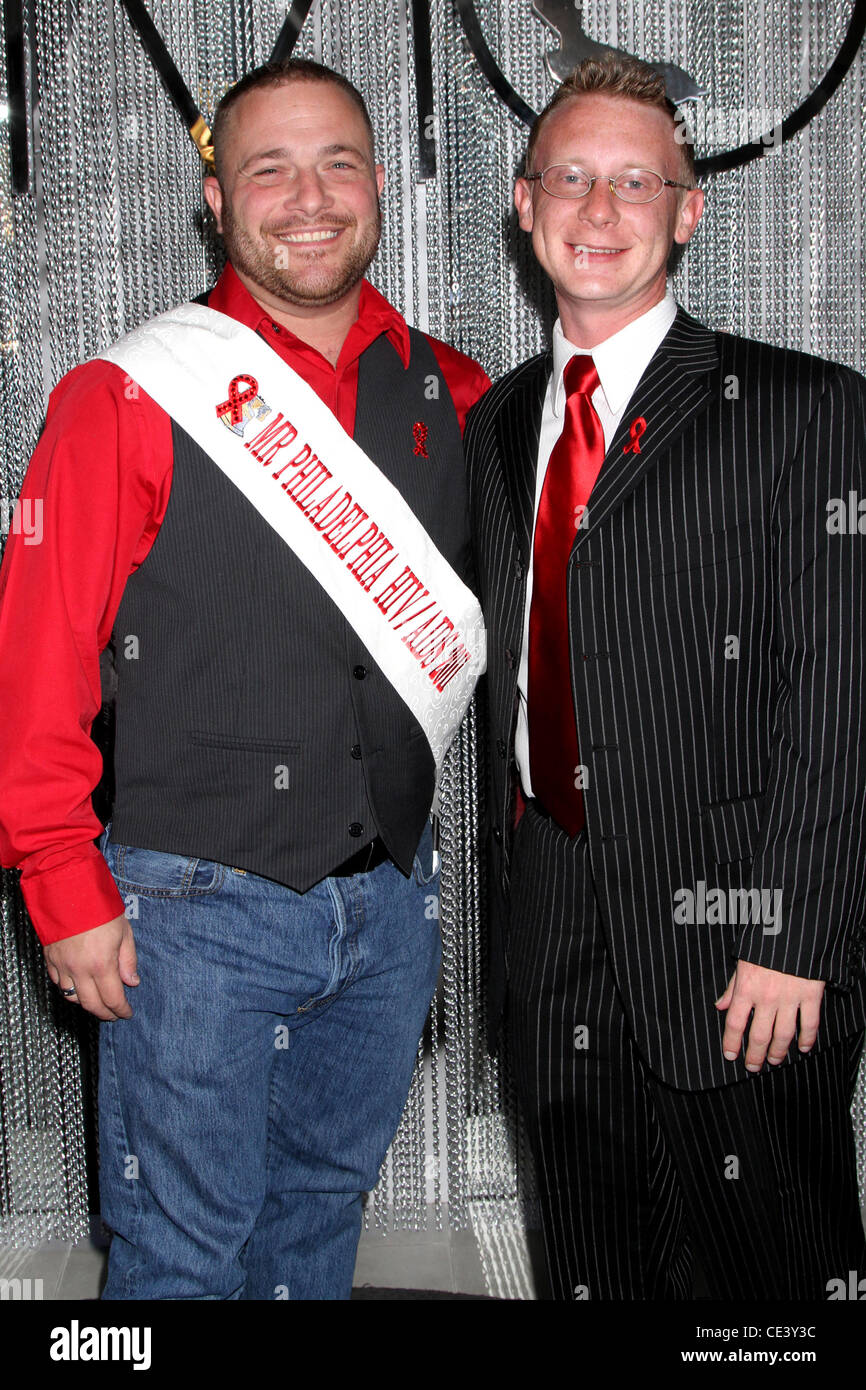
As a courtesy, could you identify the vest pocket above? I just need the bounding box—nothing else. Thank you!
[189,730,302,752]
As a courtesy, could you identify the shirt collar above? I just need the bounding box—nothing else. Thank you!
[551,286,678,417]
[207,263,411,371]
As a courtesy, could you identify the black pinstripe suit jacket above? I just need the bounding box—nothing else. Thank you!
[466,306,866,1090]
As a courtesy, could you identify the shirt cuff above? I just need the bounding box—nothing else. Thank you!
[20,845,126,945]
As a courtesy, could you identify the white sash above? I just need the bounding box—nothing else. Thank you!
[100,302,486,780]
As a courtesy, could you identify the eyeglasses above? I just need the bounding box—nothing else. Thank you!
[525,166,693,203]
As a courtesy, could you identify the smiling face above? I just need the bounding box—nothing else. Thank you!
[514,93,704,345]
[204,80,384,314]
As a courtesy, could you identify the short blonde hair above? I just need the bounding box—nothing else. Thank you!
[525,53,695,184]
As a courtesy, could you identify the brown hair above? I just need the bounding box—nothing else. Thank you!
[525,53,695,184]
[211,58,375,183]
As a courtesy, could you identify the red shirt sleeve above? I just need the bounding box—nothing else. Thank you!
[425,335,491,436]
[0,361,172,944]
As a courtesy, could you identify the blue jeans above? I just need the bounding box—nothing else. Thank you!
[97,823,440,1300]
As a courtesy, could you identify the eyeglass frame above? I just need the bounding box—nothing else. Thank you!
[524,165,695,203]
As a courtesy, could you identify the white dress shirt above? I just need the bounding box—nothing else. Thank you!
[515,288,678,798]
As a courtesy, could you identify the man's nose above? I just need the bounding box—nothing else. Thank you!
[284,166,331,213]
[577,178,620,225]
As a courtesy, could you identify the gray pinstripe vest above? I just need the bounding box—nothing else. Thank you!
[107,329,470,889]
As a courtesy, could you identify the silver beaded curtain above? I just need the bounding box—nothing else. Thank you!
[0,1,864,1297]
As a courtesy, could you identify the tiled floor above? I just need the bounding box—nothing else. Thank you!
[0,1211,496,1300]
[353,1222,492,1296]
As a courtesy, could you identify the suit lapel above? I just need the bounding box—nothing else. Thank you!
[573,307,719,551]
[495,352,550,565]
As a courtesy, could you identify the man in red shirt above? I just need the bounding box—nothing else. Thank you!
[0,58,488,1300]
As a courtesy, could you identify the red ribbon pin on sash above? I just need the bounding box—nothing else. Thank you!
[216,374,260,426]
[413,421,429,458]
[623,416,647,455]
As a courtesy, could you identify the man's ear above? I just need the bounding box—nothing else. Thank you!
[674,185,704,245]
[203,176,224,232]
[514,177,535,233]
[375,163,385,198]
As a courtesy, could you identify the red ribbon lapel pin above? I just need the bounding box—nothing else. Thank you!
[623,416,647,455]
[413,421,429,458]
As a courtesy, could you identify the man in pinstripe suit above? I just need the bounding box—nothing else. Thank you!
[465,53,866,1300]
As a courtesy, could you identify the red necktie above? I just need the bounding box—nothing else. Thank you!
[528,354,605,835]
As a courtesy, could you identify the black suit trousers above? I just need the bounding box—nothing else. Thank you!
[507,799,866,1301]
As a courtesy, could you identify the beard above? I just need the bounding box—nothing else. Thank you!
[219,202,381,309]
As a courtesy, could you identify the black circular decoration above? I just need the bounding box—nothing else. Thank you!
[454,0,866,178]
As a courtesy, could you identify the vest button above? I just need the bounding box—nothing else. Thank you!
[353,665,367,679]
[348,822,364,838]
[351,743,362,759]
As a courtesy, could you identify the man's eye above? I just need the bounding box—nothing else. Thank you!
[556,170,588,188]
[247,166,289,181]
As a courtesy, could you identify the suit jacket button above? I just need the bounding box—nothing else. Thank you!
[496,739,507,757]
[504,648,516,669]
[493,826,503,845]
[353,665,367,680]
[514,557,525,580]
[351,743,362,759]
[349,822,364,837]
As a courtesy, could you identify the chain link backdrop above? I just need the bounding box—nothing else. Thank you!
[1,0,864,1297]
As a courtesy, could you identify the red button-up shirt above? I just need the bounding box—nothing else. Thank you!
[0,265,489,944]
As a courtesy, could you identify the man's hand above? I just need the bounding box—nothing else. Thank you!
[44,915,139,1021]
[715,959,825,1071]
